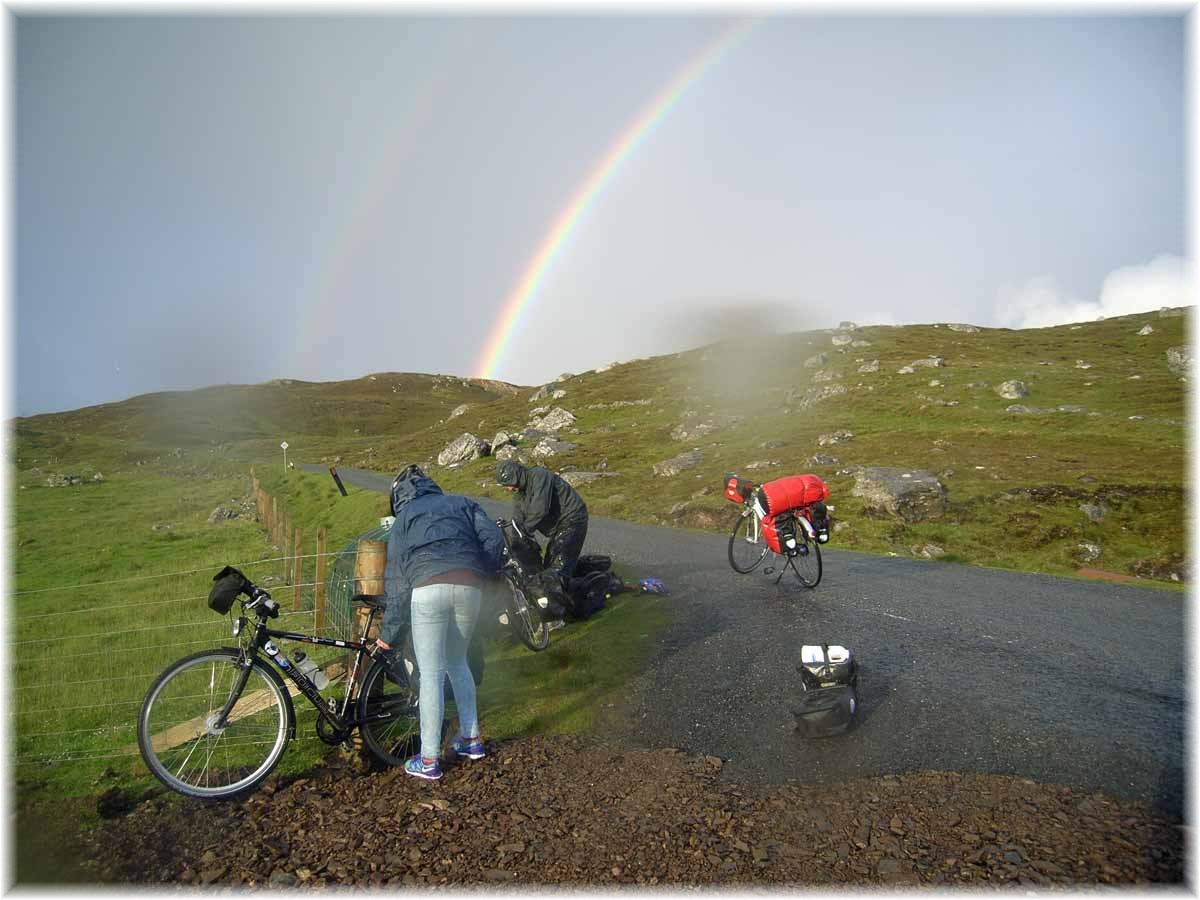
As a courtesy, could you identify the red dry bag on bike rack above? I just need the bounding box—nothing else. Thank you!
[755,475,829,517]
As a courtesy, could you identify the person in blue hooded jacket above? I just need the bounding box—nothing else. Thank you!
[379,464,506,781]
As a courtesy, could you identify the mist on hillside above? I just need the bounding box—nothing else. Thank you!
[648,299,827,405]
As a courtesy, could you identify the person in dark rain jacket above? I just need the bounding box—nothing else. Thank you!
[494,460,589,613]
[381,464,505,781]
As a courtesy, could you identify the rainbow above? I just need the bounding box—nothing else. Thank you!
[473,17,762,380]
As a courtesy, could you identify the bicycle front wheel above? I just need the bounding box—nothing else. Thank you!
[503,573,549,651]
[138,648,294,799]
[793,536,823,588]
[729,511,769,573]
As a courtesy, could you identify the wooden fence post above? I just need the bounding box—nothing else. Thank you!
[271,497,278,546]
[292,528,304,613]
[283,518,293,583]
[314,528,328,632]
[351,540,387,645]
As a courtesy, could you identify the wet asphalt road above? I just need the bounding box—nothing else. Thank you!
[316,465,1187,817]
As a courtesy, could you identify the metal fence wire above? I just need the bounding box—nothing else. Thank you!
[12,526,391,773]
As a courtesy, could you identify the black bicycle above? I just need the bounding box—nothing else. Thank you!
[137,566,427,799]
[491,519,550,651]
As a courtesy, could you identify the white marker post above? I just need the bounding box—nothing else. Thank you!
[281,441,289,474]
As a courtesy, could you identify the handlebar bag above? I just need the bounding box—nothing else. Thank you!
[724,475,755,504]
[208,566,248,614]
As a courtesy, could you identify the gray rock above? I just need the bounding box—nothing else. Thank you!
[668,501,691,516]
[207,506,237,524]
[1076,541,1102,562]
[858,360,880,374]
[551,389,567,400]
[850,339,873,348]
[491,431,516,450]
[449,403,470,418]
[531,438,577,458]
[995,380,1029,400]
[911,356,946,368]
[1075,360,1093,370]
[1005,405,1037,414]
[818,430,855,446]
[528,407,576,432]
[947,323,980,333]
[808,454,840,467]
[744,459,779,470]
[653,450,704,477]
[838,320,858,330]
[793,384,848,409]
[670,421,718,441]
[437,433,490,466]
[831,334,853,346]
[1166,346,1192,376]
[852,467,948,522]
[1056,405,1086,413]
[1138,324,1155,335]
[897,366,916,375]
[760,439,786,449]
[530,405,549,416]
[493,444,523,462]
[803,352,829,369]
[529,384,555,402]
[917,543,946,558]
[1079,503,1106,522]
[559,471,612,486]
[557,372,575,381]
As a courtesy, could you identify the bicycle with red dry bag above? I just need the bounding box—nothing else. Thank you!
[724,473,831,587]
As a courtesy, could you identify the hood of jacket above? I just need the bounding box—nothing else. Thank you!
[390,470,445,513]
[496,459,527,490]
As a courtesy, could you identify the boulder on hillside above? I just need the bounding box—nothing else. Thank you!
[449,404,470,419]
[560,471,615,487]
[803,352,829,369]
[852,467,947,522]
[529,384,556,402]
[790,384,848,410]
[1166,346,1192,377]
[995,380,1029,400]
[911,357,945,368]
[531,438,577,458]
[551,389,567,399]
[493,444,524,463]
[653,450,704,477]
[947,323,980,333]
[858,360,880,373]
[818,430,855,446]
[850,339,873,348]
[437,433,490,466]
[491,431,516,450]
[831,334,853,347]
[670,421,718,441]
[528,407,576,433]
[1138,324,1155,336]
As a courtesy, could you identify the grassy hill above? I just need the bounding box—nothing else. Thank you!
[13,307,1189,586]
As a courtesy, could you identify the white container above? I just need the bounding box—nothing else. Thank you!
[293,651,330,691]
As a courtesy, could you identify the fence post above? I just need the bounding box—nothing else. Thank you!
[283,518,293,583]
[271,497,278,546]
[314,528,328,632]
[351,540,387,645]
[292,527,304,613]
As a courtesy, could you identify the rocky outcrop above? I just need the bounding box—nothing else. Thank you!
[528,407,576,433]
[531,439,577,458]
[858,360,880,374]
[437,433,490,466]
[1166,346,1191,377]
[493,444,523,463]
[449,404,470,419]
[559,471,615,487]
[803,352,829,369]
[995,380,1029,400]
[947,323,980,333]
[491,431,516,450]
[818,431,855,446]
[653,450,704,477]
[670,421,718,441]
[852,467,947,522]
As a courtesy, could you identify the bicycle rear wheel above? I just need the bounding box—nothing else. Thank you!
[357,657,423,767]
[793,535,823,587]
[138,648,294,799]
[729,511,769,573]
[503,573,549,651]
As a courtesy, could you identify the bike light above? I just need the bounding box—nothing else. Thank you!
[232,616,246,637]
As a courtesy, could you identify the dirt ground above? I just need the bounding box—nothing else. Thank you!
[73,733,1184,888]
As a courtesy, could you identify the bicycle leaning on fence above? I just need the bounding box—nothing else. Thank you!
[724,473,827,588]
[137,565,429,799]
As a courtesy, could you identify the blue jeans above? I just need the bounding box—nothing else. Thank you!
[410,583,481,759]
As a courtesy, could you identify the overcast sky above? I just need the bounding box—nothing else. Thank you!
[14,11,1188,417]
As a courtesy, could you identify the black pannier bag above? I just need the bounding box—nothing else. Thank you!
[208,566,249,614]
[573,554,613,577]
[794,644,859,738]
[809,500,831,544]
[566,571,610,620]
[794,685,857,738]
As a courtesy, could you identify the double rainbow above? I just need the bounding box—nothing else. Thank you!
[473,17,762,380]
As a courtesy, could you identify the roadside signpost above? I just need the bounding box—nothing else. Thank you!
[281,441,289,473]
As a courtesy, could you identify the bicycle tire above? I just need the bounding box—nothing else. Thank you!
[357,657,425,768]
[794,535,823,588]
[138,647,294,800]
[504,572,550,651]
[728,510,769,573]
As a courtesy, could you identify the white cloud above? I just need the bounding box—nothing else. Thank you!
[995,254,1192,329]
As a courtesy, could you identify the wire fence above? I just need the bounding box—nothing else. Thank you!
[11,488,389,776]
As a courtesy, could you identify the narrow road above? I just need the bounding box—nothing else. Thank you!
[314,464,1186,817]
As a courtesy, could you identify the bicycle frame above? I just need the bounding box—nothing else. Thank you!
[229,607,389,738]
